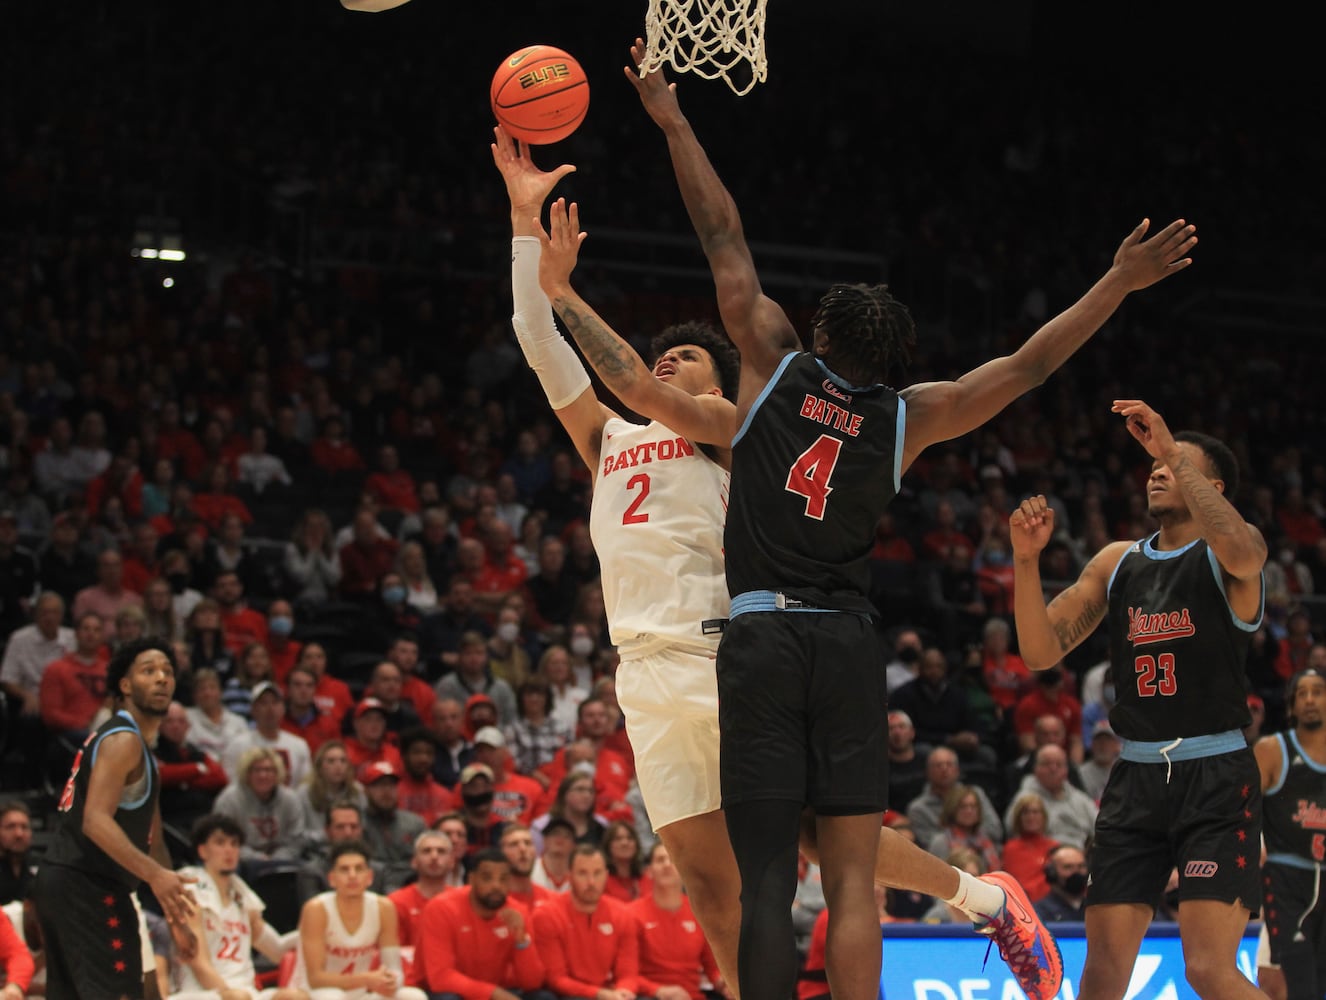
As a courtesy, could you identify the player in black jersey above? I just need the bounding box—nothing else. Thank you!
[628,42,1196,1000]
[1254,667,1326,1000]
[1011,400,1267,1000]
[34,638,197,999]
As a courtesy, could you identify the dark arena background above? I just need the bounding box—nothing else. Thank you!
[1,0,1324,995]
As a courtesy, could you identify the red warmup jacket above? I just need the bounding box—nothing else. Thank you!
[532,891,639,998]
[411,887,544,1000]
[630,894,721,1000]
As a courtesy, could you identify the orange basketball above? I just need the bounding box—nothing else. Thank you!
[491,44,590,145]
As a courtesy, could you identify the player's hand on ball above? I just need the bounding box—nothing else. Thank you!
[1009,496,1055,558]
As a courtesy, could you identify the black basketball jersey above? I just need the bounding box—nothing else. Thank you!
[1263,730,1326,864]
[44,710,159,889]
[725,352,901,614]
[1106,534,1260,741]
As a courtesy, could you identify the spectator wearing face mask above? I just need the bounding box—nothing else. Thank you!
[1032,845,1089,922]
[884,628,924,694]
[265,598,302,684]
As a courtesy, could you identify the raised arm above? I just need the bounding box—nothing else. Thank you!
[536,197,736,449]
[1009,497,1128,671]
[1113,399,1267,589]
[491,126,610,474]
[899,219,1197,469]
[625,39,798,392]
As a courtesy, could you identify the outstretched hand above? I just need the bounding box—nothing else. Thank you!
[623,37,684,128]
[535,197,588,295]
[1109,218,1197,291]
[491,125,576,224]
[1009,495,1056,560]
[1111,398,1178,461]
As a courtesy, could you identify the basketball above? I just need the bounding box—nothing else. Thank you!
[490,44,590,145]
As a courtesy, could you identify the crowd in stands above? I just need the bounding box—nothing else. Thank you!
[2,1,1326,996]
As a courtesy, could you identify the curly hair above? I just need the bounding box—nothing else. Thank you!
[811,282,916,386]
[649,321,740,400]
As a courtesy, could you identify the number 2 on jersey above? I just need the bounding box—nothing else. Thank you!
[785,434,843,520]
[622,473,650,525]
[1134,652,1177,697]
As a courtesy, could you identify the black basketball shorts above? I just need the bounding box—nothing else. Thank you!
[717,610,888,815]
[1085,748,1262,911]
[35,863,145,1000]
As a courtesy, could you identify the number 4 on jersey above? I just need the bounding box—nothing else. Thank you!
[785,434,843,520]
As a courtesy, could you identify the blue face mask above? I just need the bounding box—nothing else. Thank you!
[984,550,1009,567]
[268,615,294,638]
[383,586,407,606]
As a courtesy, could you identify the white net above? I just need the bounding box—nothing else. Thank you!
[641,0,768,96]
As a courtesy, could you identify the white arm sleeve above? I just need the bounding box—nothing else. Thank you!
[379,945,403,976]
[511,236,592,410]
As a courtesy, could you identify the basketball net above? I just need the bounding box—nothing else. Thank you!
[642,0,768,96]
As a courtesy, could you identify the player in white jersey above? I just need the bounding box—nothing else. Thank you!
[172,814,304,1000]
[291,841,425,1000]
[494,126,741,992]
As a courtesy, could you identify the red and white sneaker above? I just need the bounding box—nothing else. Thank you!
[972,871,1064,1000]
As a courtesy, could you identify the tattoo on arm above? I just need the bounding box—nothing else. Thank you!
[1052,596,1105,653]
[1170,454,1240,538]
[552,297,641,389]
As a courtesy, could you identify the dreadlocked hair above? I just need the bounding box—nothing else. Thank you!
[812,283,916,385]
[650,321,740,400]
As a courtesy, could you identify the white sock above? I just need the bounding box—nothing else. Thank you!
[944,868,1004,921]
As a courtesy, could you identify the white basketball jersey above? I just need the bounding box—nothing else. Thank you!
[589,417,729,650]
[176,867,262,992]
[291,891,383,989]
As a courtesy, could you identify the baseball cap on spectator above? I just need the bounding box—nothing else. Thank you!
[355,697,387,720]
[359,760,401,784]
[459,763,494,785]
[542,817,577,841]
[473,726,506,749]
[251,681,283,703]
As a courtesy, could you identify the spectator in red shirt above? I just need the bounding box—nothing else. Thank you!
[0,905,34,1000]
[344,698,406,773]
[921,499,975,563]
[389,830,458,949]
[340,510,400,600]
[456,532,527,618]
[39,611,109,740]
[155,399,206,480]
[85,451,143,520]
[532,844,640,1000]
[602,821,647,904]
[1013,665,1084,764]
[535,712,633,823]
[386,633,435,723]
[411,847,548,1000]
[120,522,161,596]
[630,842,725,1000]
[397,728,455,826]
[214,569,268,655]
[191,463,254,533]
[310,415,365,477]
[980,617,1031,711]
[499,823,554,913]
[1277,485,1325,549]
[265,598,302,684]
[292,641,354,728]
[473,727,543,827]
[366,444,420,515]
[281,664,342,754]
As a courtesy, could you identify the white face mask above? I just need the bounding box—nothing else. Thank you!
[570,636,594,658]
[496,622,520,643]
